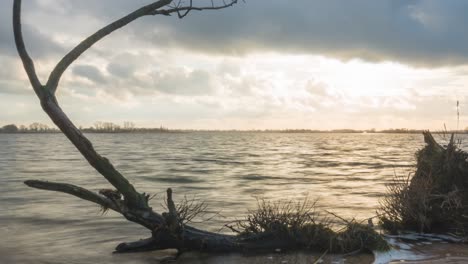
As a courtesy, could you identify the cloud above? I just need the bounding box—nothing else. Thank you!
[107,61,135,79]
[305,79,329,97]
[152,68,216,95]
[72,64,107,84]
[216,59,241,77]
[134,0,468,67]
[0,1,65,60]
[2,0,468,130]
[0,56,33,95]
[106,52,148,78]
[6,1,468,67]
[65,58,218,99]
[4,0,468,68]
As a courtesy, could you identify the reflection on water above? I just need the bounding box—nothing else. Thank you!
[1,132,468,263]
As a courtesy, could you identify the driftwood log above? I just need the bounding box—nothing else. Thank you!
[14,0,390,256]
[13,0,256,254]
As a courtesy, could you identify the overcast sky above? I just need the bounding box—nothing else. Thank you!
[1,0,468,130]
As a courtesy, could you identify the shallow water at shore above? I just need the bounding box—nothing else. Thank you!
[1,132,468,263]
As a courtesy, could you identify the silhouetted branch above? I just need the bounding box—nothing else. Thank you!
[151,0,241,18]
[13,0,162,209]
[45,0,172,94]
[12,0,43,99]
[24,180,120,212]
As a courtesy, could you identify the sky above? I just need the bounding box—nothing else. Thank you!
[1,0,468,130]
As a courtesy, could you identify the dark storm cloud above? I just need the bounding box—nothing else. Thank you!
[4,1,467,67]
[146,0,468,66]
[62,0,468,67]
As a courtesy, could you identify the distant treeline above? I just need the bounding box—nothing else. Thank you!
[79,121,170,133]
[260,129,468,134]
[277,128,427,134]
[2,123,468,134]
[0,123,59,133]
[0,122,170,134]
[173,128,467,134]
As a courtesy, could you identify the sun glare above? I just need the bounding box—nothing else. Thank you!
[238,53,420,99]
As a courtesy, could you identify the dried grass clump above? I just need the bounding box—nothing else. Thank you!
[335,222,390,253]
[379,132,468,235]
[230,198,389,254]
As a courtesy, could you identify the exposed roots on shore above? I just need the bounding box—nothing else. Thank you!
[379,131,468,236]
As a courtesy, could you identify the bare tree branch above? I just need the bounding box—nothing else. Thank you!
[24,180,120,212]
[45,0,173,94]
[12,0,43,99]
[13,0,161,209]
[24,180,168,230]
[177,0,193,18]
[151,0,240,18]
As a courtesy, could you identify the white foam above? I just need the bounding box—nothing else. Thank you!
[373,235,432,264]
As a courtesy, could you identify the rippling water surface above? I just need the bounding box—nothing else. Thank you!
[2,132,468,263]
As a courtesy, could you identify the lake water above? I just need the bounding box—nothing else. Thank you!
[1,132,468,263]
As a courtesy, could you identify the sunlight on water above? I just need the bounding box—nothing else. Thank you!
[1,132,468,263]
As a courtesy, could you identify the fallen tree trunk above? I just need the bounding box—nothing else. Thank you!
[24,179,389,254]
[25,180,388,254]
[13,0,389,256]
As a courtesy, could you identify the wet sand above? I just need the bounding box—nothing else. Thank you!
[135,250,376,264]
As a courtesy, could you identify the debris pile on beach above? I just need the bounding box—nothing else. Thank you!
[380,131,468,236]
